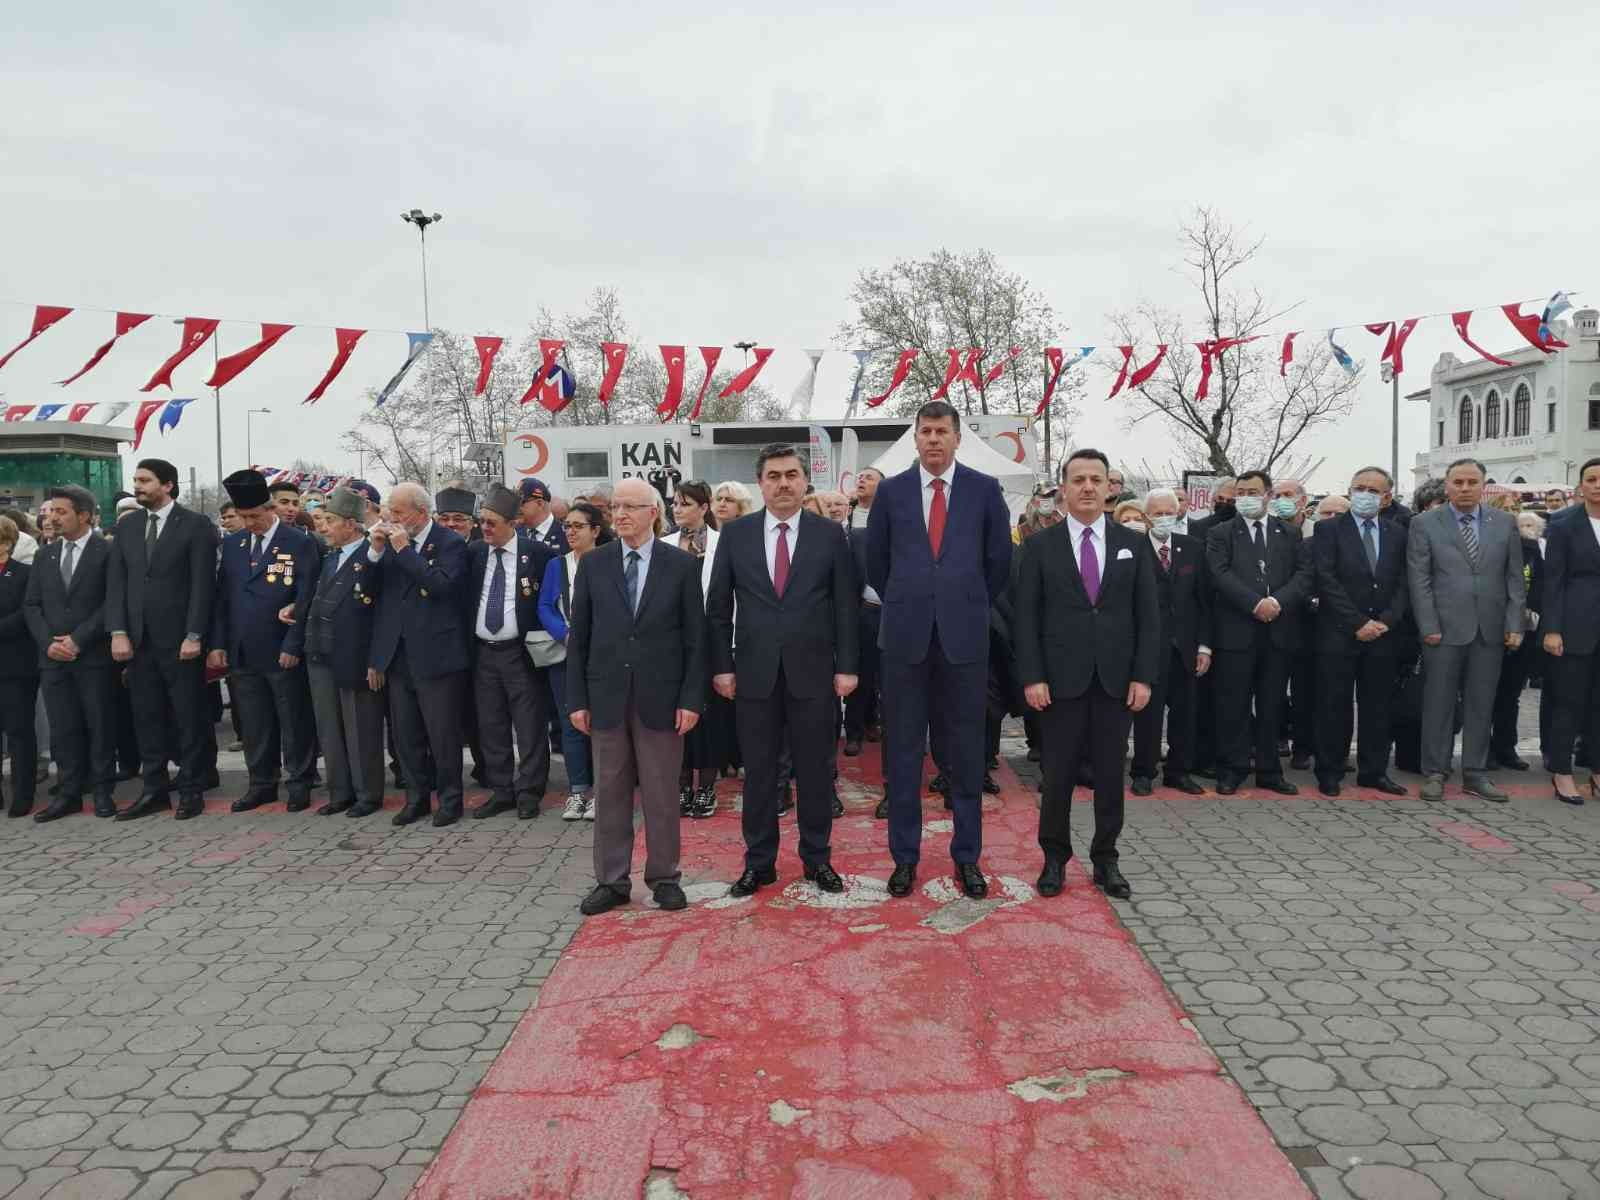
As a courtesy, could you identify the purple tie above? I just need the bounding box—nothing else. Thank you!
[1080,528,1100,605]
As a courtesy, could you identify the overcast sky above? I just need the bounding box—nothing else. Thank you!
[3,1,1595,493]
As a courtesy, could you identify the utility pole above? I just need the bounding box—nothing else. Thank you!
[1382,362,1399,485]
[402,208,442,493]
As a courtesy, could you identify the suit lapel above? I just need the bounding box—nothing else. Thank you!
[745,516,780,604]
[63,536,93,598]
[1055,522,1091,605]
[633,543,667,621]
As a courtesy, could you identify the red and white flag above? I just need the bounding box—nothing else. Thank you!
[59,311,152,386]
[597,342,629,407]
[205,322,292,389]
[131,400,166,449]
[473,336,503,395]
[688,346,722,420]
[0,305,72,373]
[981,345,1023,388]
[141,317,218,391]
[67,403,95,422]
[930,348,982,400]
[656,346,687,418]
[718,347,773,399]
[865,349,918,408]
[519,339,566,407]
[303,328,366,404]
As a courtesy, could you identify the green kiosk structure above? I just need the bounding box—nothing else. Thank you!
[0,419,130,521]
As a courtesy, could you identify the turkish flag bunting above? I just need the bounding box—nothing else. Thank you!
[0,305,73,373]
[1501,302,1568,353]
[4,406,36,422]
[865,349,918,408]
[204,322,293,389]
[1279,331,1298,377]
[303,328,366,404]
[141,317,219,391]
[131,400,165,450]
[1106,346,1134,399]
[1367,319,1421,374]
[58,311,152,386]
[67,403,95,422]
[688,346,722,420]
[656,346,687,418]
[982,345,1024,388]
[1127,345,1169,390]
[520,339,566,407]
[718,347,773,399]
[1034,348,1066,418]
[473,336,503,395]
[931,348,982,400]
[1451,311,1513,366]
[598,342,629,407]
[1194,337,1258,401]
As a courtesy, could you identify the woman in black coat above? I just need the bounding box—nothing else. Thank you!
[0,516,40,817]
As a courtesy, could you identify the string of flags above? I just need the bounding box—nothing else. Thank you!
[1,395,198,451]
[0,291,1577,428]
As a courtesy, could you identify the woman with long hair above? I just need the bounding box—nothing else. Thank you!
[538,501,605,821]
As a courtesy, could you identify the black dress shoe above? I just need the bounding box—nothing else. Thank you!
[432,803,462,827]
[1163,775,1205,795]
[1357,776,1408,796]
[6,802,33,819]
[1037,858,1067,897]
[285,791,311,813]
[115,793,171,822]
[843,739,862,757]
[1256,776,1299,796]
[92,794,118,819]
[830,793,844,818]
[346,800,381,818]
[231,789,277,813]
[1317,779,1342,797]
[1289,752,1313,771]
[34,798,81,823]
[317,798,354,816]
[1217,777,1239,796]
[517,795,542,820]
[956,863,988,898]
[471,794,516,820]
[981,773,1000,795]
[1193,764,1217,779]
[653,882,688,911]
[1130,776,1153,797]
[873,796,889,820]
[392,798,429,826]
[1495,754,1530,772]
[204,770,222,791]
[887,864,916,896]
[728,867,778,898]
[805,863,845,893]
[776,786,794,815]
[175,795,204,821]
[580,885,629,916]
[1026,746,1041,762]
[1093,863,1132,899]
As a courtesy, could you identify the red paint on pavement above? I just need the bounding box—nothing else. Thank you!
[190,829,281,866]
[66,885,188,936]
[1435,821,1516,853]
[1549,881,1593,898]
[412,760,1310,1200]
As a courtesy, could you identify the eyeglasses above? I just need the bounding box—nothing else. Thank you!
[562,521,592,532]
[613,502,655,513]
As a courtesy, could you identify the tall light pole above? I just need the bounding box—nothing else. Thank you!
[246,408,271,467]
[1381,361,1399,485]
[402,208,442,493]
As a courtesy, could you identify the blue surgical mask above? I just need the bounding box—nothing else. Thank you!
[1268,497,1298,520]
[1235,495,1266,519]
[1349,491,1382,519]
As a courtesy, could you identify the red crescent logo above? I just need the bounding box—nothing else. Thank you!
[513,433,549,476]
[994,431,1026,463]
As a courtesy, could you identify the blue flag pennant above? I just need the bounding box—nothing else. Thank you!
[158,397,196,434]
[375,332,434,406]
[34,404,65,421]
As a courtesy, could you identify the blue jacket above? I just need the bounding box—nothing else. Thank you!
[463,537,555,646]
[369,521,469,678]
[210,521,320,671]
[301,539,385,688]
[537,553,575,643]
[864,461,1013,664]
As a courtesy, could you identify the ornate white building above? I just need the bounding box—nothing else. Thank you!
[1408,307,1600,490]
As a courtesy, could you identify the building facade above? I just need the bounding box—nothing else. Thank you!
[1409,307,1600,491]
[0,422,131,519]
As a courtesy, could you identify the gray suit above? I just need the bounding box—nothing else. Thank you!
[1406,503,1525,778]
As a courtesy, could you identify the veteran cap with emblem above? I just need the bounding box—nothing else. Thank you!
[518,477,551,502]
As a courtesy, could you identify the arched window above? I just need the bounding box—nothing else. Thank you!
[1484,390,1501,439]
[1513,383,1531,436]
[1458,395,1473,444]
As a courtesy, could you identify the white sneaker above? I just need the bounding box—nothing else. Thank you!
[561,793,585,821]
[581,795,596,821]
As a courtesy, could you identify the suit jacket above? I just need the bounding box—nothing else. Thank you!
[1014,518,1160,700]
[210,521,320,670]
[369,522,470,678]
[660,526,721,607]
[1314,512,1410,655]
[1542,509,1600,655]
[302,540,385,689]
[1150,531,1211,671]
[524,519,569,556]
[1383,500,1414,527]
[1205,515,1313,652]
[0,558,39,679]
[566,537,706,731]
[864,461,1012,665]
[1405,503,1524,646]
[464,537,556,647]
[22,533,113,670]
[106,503,220,651]
[706,509,859,700]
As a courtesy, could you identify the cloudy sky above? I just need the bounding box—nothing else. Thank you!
[2,1,1595,493]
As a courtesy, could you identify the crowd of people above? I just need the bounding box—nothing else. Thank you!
[2,405,1596,918]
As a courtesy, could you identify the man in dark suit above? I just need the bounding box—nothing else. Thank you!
[300,487,387,818]
[567,477,706,916]
[842,467,883,757]
[209,470,321,814]
[707,443,859,896]
[1205,468,1313,795]
[1313,467,1410,797]
[464,485,556,820]
[1183,476,1235,777]
[106,458,220,821]
[23,486,116,822]
[865,400,1012,899]
[1129,487,1210,795]
[0,518,40,818]
[1016,450,1159,899]
[369,482,471,827]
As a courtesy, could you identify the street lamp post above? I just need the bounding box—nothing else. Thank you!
[246,408,271,467]
[402,208,442,493]
[1381,361,1399,485]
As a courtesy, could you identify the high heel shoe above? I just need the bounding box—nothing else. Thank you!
[1554,776,1585,806]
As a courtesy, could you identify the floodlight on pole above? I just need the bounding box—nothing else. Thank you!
[401,207,443,492]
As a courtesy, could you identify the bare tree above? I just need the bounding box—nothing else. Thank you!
[1108,208,1361,476]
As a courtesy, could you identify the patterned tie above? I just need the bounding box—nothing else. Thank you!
[624,550,641,614]
[485,548,507,634]
[1460,513,1480,567]
[928,478,947,558]
[1158,542,1171,573]
[60,539,75,587]
[250,534,262,567]
[1363,519,1379,571]
[1252,520,1267,578]
[146,511,159,557]
[773,522,791,597]
[1080,528,1100,605]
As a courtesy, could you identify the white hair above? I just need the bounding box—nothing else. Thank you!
[389,482,430,513]
[1144,487,1180,507]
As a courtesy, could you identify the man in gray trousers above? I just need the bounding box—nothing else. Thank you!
[1406,457,1525,801]
[566,479,706,915]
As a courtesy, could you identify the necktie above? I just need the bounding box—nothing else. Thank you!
[773,522,791,597]
[1080,528,1100,605]
[1362,519,1379,571]
[146,511,159,556]
[624,550,641,614]
[250,534,262,567]
[1158,542,1171,573]
[486,548,507,634]
[60,540,75,587]
[317,551,341,597]
[1252,520,1267,577]
[1460,513,1480,567]
[928,478,947,558]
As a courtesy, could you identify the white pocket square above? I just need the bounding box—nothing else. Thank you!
[1116,547,1133,560]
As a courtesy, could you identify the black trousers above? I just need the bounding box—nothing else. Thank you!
[388,644,465,809]
[40,664,115,801]
[1213,636,1290,783]
[1315,649,1397,782]
[232,664,316,793]
[1548,652,1600,775]
[843,605,881,739]
[473,640,549,802]
[113,665,139,774]
[1490,638,1539,761]
[1132,644,1196,780]
[128,647,209,797]
[1039,680,1131,865]
[1,677,39,813]
[1288,649,1316,756]
[1191,668,1218,772]
[736,663,834,873]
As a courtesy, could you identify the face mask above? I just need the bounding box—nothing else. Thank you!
[1150,514,1179,539]
[1235,495,1266,520]
[1211,498,1236,520]
[1268,497,1298,520]
[1349,491,1382,519]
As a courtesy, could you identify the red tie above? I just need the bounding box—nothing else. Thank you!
[773,521,791,597]
[1159,543,1171,573]
[928,478,947,558]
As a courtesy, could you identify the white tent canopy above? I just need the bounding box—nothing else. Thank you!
[870,426,1036,513]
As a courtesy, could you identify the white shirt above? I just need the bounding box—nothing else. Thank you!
[534,514,556,543]
[368,518,433,564]
[59,528,93,581]
[764,508,801,586]
[248,517,281,560]
[850,504,871,529]
[918,464,954,529]
[145,498,175,541]
[474,539,520,641]
[1590,516,1600,544]
[1065,512,1106,576]
[621,534,655,613]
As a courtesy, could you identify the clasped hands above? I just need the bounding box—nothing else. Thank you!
[1025,680,1151,713]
